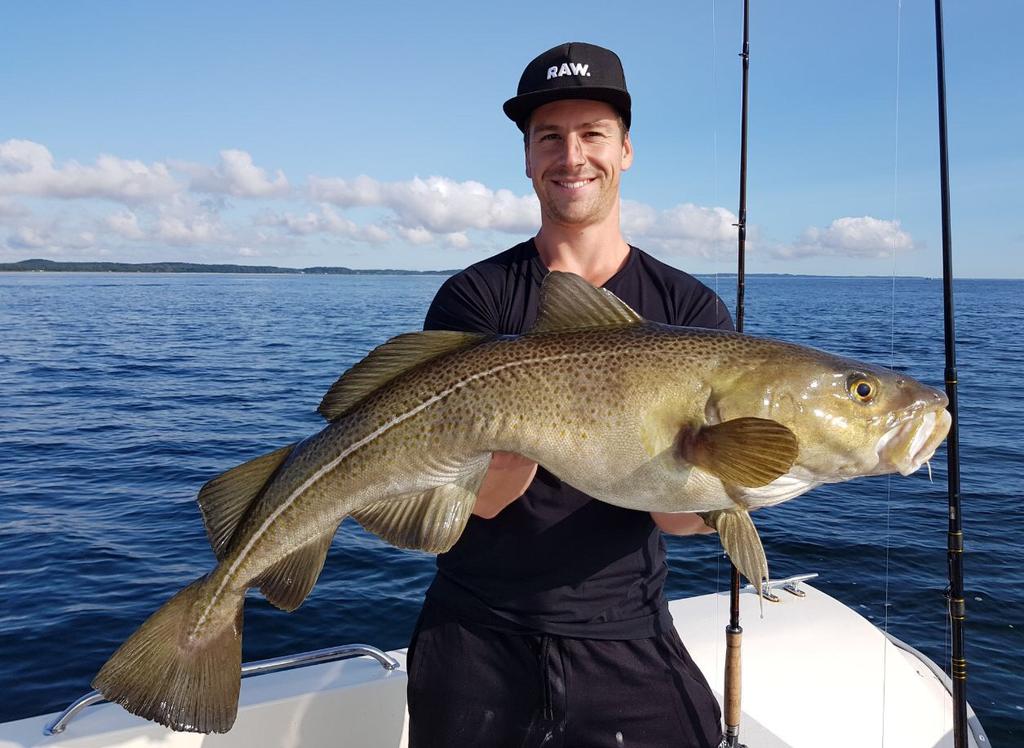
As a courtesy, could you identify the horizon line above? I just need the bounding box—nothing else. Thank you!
[1,258,1019,282]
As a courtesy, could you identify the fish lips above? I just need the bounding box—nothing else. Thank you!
[875,407,952,476]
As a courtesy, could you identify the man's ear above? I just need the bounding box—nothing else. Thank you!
[525,143,532,178]
[621,132,634,171]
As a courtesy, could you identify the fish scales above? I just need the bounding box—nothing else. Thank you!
[193,324,731,633]
[92,272,950,733]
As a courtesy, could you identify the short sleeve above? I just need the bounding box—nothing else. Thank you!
[424,271,501,334]
[684,289,735,332]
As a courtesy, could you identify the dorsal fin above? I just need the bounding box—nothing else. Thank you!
[318,330,485,421]
[197,443,297,560]
[530,271,643,334]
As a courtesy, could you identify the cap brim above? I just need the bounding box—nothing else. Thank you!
[503,88,631,132]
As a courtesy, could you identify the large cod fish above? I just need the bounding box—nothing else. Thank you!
[94,272,950,733]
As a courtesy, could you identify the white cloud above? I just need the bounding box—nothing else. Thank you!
[183,149,289,197]
[0,139,179,202]
[262,175,742,254]
[445,232,471,249]
[778,216,916,259]
[105,210,144,239]
[0,198,30,222]
[7,226,48,250]
[152,195,228,245]
[261,205,391,244]
[269,210,320,235]
[0,140,52,173]
[309,175,540,235]
[397,226,434,245]
[361,223,391,244]
[155,214,221,244]
[5,221,95,252]
[622,200,738,258]
[8,139,856,266]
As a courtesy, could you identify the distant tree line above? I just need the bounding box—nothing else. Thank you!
[0,259,457,275]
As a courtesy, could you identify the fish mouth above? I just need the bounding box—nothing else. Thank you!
[875,407,952,476]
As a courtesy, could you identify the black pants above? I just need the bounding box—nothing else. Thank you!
[407,600,723,748]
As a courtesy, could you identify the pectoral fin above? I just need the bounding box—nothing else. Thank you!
[700,509,769,614]
[681,418,798,488]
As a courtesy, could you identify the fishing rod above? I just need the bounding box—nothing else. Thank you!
[724,1,750,746]
[932,1,968,746]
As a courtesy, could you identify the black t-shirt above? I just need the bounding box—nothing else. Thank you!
[422,239,734,638]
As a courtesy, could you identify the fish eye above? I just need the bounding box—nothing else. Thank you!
[848,376,876,403]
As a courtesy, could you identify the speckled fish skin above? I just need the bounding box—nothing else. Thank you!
[211,321,948,594]
[92,272,950,733]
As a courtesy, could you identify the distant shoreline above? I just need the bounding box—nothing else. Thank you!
[0,259,458,275]
[0,258,1017,281]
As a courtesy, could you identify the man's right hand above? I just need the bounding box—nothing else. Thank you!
[472,452,538,518]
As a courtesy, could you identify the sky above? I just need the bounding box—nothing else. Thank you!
[0,1,1020,277]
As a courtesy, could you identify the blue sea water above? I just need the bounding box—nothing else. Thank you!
[0,272,1020,744]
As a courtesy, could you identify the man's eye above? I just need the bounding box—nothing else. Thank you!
[540,133,560,142]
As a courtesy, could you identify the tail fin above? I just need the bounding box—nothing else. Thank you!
[92,576,244,733]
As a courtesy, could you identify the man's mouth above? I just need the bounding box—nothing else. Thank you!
[552,177,595,190]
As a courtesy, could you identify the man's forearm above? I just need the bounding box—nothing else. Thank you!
[651,512,717,535]
[472,452,539,518]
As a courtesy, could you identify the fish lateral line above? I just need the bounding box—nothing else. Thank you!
[202,348,599,624]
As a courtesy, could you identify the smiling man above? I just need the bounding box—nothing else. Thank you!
[406,43,730,748]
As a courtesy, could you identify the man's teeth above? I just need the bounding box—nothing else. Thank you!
[557,179,592,189]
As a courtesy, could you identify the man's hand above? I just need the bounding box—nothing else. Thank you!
[651,512,717,535]
[472,452,538,518]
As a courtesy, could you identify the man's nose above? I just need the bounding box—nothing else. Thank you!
[558,134,586,169]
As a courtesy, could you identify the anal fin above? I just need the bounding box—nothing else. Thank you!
[253,530,335,612]
[701,509,770,615]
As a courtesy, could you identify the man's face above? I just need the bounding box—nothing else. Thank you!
[525,99,633,229]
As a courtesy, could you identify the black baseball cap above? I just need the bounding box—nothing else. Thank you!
[503,42,631,132]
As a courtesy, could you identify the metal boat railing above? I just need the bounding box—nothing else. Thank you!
[741,572,819,602]
[44,642,400,736]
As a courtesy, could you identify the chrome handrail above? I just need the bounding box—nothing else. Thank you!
[44,642,400,736]
[741,572,819,602]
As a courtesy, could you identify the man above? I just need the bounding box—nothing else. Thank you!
[407,42,730,748]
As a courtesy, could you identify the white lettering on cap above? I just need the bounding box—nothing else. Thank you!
[546,62,592,80]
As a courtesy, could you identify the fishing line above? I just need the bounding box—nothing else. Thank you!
[710,0,725,665]
[881,2,904,743]
[711,0,723,331]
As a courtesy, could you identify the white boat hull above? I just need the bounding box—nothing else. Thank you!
[0,582,989,748]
